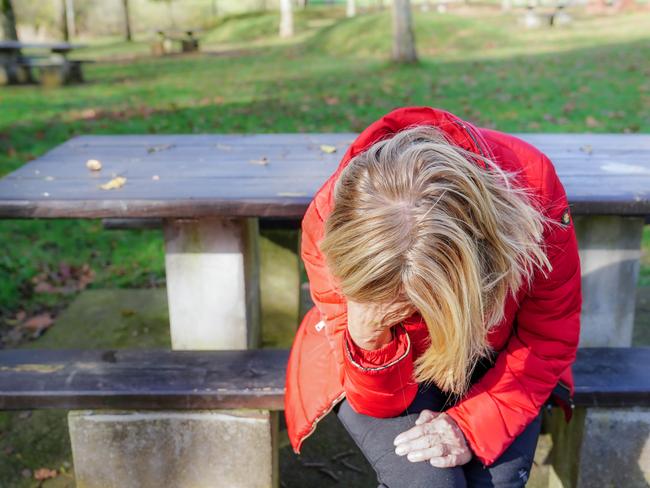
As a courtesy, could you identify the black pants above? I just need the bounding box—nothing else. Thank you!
[334,380,541,488]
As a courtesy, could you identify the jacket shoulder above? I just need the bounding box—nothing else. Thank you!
[479,128,566,218]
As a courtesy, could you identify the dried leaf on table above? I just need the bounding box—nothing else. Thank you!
[85,159,102,171]
[99,176,126,190]
[320,144,337,154]
[249,157,269,166]
[147,144,175,154]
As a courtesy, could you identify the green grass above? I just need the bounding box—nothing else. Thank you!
[1,7,650,318]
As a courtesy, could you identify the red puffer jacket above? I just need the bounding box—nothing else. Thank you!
[284,106,582,467]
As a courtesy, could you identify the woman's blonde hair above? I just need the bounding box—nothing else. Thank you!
[320,125,562,396]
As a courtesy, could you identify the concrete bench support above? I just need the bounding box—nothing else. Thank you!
[575,215,644,347]
[549,214,647,487]
[69,409,279,488]
[547,407,650,488]
[163,217,261,350]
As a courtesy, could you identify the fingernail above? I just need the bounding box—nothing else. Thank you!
[407,452,421,462]
[393,437,402,445]
[395,446,407,456]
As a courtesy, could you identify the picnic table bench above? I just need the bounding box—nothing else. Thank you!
[0,40,90,86]
[150,30,201,56]
[0,133,649,487]
[0,347,648,487]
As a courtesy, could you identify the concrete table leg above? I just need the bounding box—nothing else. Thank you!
[574,215,644,347]
[68,217,276,487]
[163,217,261,350]
[548,215,646,487]
[547,407,650,488]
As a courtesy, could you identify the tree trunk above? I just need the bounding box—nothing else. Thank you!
[122,0,132,41]
[0,0,18,41]
[61,0,69,40]
[392,0,417,63]
[65,0,75,38]
[347,0,356,17]
[279,0,293,38]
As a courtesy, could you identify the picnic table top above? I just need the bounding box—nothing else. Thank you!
[0,133,649,219]
[0,40,85,52]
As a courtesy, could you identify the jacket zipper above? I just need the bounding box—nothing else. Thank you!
[294,390,347,454]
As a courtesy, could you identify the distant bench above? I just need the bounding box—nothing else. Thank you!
[150,30,201,56]
[19,57,92,86]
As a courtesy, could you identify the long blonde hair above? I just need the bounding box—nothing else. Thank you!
[320,125,562,396]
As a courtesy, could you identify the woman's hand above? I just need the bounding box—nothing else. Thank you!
[393,410,473,468]
[347,298,416,350]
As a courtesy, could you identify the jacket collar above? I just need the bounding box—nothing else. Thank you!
[334,106,494,178]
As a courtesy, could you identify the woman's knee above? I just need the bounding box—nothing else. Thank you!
[374,457,467,488]
[336,399,466,488]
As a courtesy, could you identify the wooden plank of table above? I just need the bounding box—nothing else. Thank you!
[0,347,648,410]
[0,134,649,218]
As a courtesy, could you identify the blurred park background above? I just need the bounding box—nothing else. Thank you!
[1,0,650,486]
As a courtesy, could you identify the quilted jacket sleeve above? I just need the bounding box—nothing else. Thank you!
[445,155,582,466]
[301,193,419,417]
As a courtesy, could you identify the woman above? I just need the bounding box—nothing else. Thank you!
[284,106,582,487]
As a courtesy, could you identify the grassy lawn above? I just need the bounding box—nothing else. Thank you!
[0,7,649,485]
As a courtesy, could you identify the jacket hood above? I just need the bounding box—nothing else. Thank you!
[330,106,495,197]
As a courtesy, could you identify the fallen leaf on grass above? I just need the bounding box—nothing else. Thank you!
[85,159,102,171]
[585,116,599,128]
[22,313,54,332]
[99,176,126,190]
[320,145,337,154]
[34,468,58,481]
[32,262,95,294]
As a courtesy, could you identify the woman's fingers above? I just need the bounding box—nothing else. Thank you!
[395,431,444,455]
[394,417,447,445]
[429,449,473,468]
[405,443,448,462]
[415,409,439,425]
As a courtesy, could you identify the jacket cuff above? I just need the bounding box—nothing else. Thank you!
[344,327,403,368]
[342,323,417,417]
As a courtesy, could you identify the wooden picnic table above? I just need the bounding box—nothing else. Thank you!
[1,132,649,488]
[151,29,201,55]
[0,40,88,86]
[0,133,649,352]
